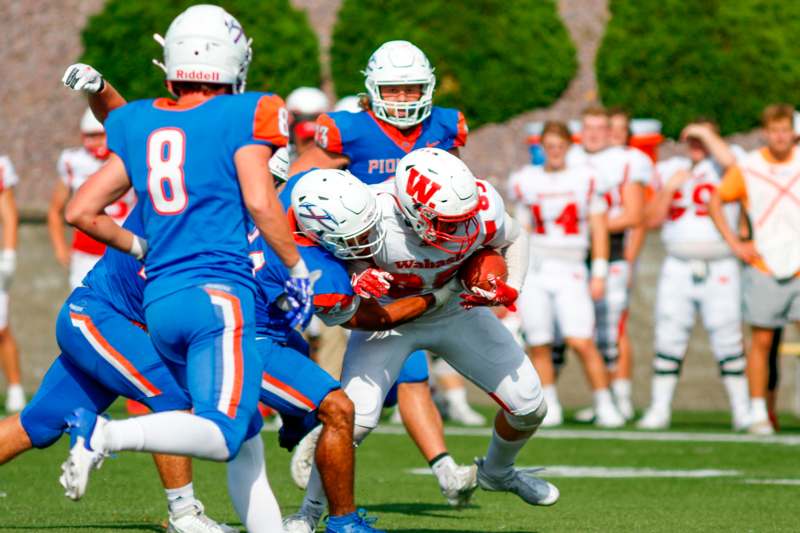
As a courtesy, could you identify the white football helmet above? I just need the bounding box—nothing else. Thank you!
[286,87,330,115]
[334,95,362,113]
[291,169,385,259]
[363,40,436,128]
[80,108,104,134]
[153,4,252,94]
[395,148,480,255]
[269,147,290,184]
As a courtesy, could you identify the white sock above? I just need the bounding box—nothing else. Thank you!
[103,412,229,461]
[301,463,328,516]
[165,482,197,515]
[750,397,768,423]
[592,388,615,412]
[722,375,750,421]
[227,434,281,533]
[542,385,561,410]
[611,378,632,401]
[430,454,457,488]
[445,387,469,408]
[649,375,678,413]
[483,427,527,478]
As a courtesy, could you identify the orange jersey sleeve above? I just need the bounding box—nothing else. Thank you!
[454,111,468,147]
[253,94,289,147]
[314,113,344,154]
[717,166,747,203]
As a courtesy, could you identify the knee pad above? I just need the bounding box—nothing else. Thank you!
[503,399,547,432]
[718,354,745,377]
[653,352,683,376]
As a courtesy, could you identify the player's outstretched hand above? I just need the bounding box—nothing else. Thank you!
[351,268,393,299]
[62,63,105,93]
[460,274,518,311]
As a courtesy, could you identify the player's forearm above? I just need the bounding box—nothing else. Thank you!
[88,81,126,123]
[699,131,735,169]
[607,183,644,232]
[501,225,529,292]
[708,192,740,248]
[590,214,610,261]
[624,225,647,263]
[252,207,301,268]
[46,208,69,257]
[65,211,132,253]
[344,294,436,331]
[645,190,674,229]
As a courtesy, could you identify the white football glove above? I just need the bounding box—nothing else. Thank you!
[0,250,16,290]
[62,63,105,93]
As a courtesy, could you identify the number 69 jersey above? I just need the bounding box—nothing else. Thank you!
[104,93,288,305]
[507,164,606,256]
[654,155,741,251]
[360,179,515,300]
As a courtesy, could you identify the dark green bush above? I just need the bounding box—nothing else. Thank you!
[80,0,321,100]
[330,0,576,127]
[598,0,800,137]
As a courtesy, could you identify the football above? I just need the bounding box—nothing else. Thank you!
[458,248,508,291]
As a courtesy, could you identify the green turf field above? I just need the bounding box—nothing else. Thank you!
[2,407,799,532]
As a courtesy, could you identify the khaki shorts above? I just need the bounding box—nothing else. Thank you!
[742,265,800,328]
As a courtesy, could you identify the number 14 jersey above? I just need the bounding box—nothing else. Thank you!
[508,164,607,258]
[105,93,288,305]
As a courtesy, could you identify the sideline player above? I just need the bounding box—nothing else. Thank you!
[709,104,800,435]
[0,154,23,413]
[286,87,329,158]
[1,202,232,533]
[637,119,749,430]
[48,109,136,289]
[287,39,480,512]
[508,121,623,428]
[60,6,311,532]
[288,148,558,531]
[567,106,651,420]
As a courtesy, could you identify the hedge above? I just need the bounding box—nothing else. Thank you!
[329,0,576,128]
[80,1,321,101]
[597,0,800,138]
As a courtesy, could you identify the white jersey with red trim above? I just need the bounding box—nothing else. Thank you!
[655,153,742,252]
[567,145,652,219]
[507,164,606,257]
[360,179,513,301]
[58,147,137,255]
[0,155,20,190]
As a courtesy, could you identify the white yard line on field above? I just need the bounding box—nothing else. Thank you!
[369,424,800,446]
[407,465,741,478]
[743,479,800,486]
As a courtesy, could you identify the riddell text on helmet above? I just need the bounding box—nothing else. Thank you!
[175,69,221,82]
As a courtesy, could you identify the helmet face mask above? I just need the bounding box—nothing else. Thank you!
[414,204,480,256]
[291,169,386,260]
[154,5,253,95]
[363,40,436,128]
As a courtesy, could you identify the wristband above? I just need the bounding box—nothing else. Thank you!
[129,235,148,260]
[591,258,608,279]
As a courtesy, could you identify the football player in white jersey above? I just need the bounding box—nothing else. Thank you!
[567,106,651,420]
[288,148,558,531]
[0,155,22,413]
[509,121,624,428]
[47,108,136,289]
[637,119,749,430]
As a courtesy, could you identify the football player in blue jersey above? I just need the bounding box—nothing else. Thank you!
[0,203,234,533]
[288,39,483,508]
[59,6,312,532]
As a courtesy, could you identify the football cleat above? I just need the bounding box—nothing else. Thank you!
[439,463,478,507]
[614,396,635,421]
[290,426,322,489]
[573,406,595,423]
[446,402,487,427]
[475,457,559,507]
[167,501,237,533]
[325,509,385,533]
[636,408,671,430]
[540,402,563,428]
[747,419,775,436]
[4,384,26,413]
[59,408,109,501]
[595,405,625,428]
[283,501,325,533]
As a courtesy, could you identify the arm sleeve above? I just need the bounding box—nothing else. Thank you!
[499,215,528,292]
[314,293,360,326]
[314,113,344,154]
[717,166,747,202]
